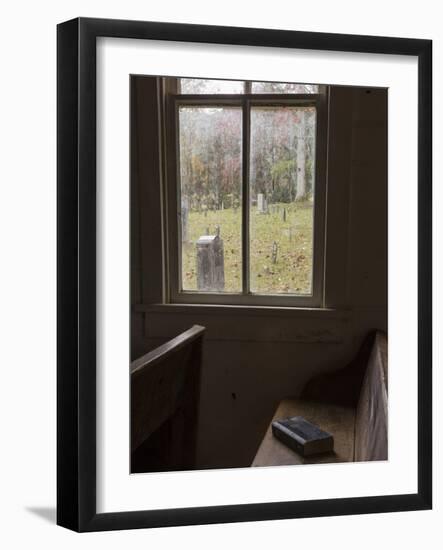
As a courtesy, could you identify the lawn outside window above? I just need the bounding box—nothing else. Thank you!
[165,78,328,308]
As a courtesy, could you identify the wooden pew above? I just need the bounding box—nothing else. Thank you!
[252,331,387,467]
[131,325,205,473]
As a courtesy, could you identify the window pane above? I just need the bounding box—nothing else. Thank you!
[249,106,316,295]
[178,107,242,292]
[180,78,244,94]
[251,82,318,94]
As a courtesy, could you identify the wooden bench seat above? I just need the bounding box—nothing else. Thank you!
[252,398,354,466]
[252,331,387,467]
[131,325,205,473]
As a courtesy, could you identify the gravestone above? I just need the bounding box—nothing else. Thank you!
[196,233,225,291]
[272,241,278,264]
[284,227,295,241]
[257,193,266,213]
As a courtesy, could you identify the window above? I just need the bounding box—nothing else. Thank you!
[178,106,243,293]
[166,78,327,307]
[180,78,245,94]
[251,82,319,94]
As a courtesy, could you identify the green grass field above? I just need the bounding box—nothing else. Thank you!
[181,201,313,295]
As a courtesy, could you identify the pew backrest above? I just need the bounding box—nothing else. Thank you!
[131,325,205,456]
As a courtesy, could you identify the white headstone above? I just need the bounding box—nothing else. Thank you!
[257,193,265,213]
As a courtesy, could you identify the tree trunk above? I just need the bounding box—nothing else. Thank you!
[295,110,306,201]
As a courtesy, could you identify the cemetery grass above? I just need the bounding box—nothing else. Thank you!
[182,201,313,294]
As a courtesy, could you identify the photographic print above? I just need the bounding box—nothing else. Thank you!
[130,76,387,474]
[57,18,431,531]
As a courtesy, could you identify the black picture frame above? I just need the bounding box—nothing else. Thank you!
[57,17,432,532]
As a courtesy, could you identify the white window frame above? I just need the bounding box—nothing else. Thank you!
[164,80,328,308]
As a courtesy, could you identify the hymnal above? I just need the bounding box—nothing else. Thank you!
[272,416,334,456]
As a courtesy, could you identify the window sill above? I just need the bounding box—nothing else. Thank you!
[134,302,348,321]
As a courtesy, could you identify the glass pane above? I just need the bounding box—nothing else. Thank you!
[249,106,316,295]
[180,78,244,94]
[178,107,242,292]
[251,82,318,94]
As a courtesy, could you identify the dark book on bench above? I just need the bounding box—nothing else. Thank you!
[272,416,334,457]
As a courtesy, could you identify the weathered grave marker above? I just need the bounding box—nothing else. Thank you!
[272,241,278,264]
[196,233,225,291]
[257,193,266,213]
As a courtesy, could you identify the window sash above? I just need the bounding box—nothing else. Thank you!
[165,90,328,307]
[178,79,322,95]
